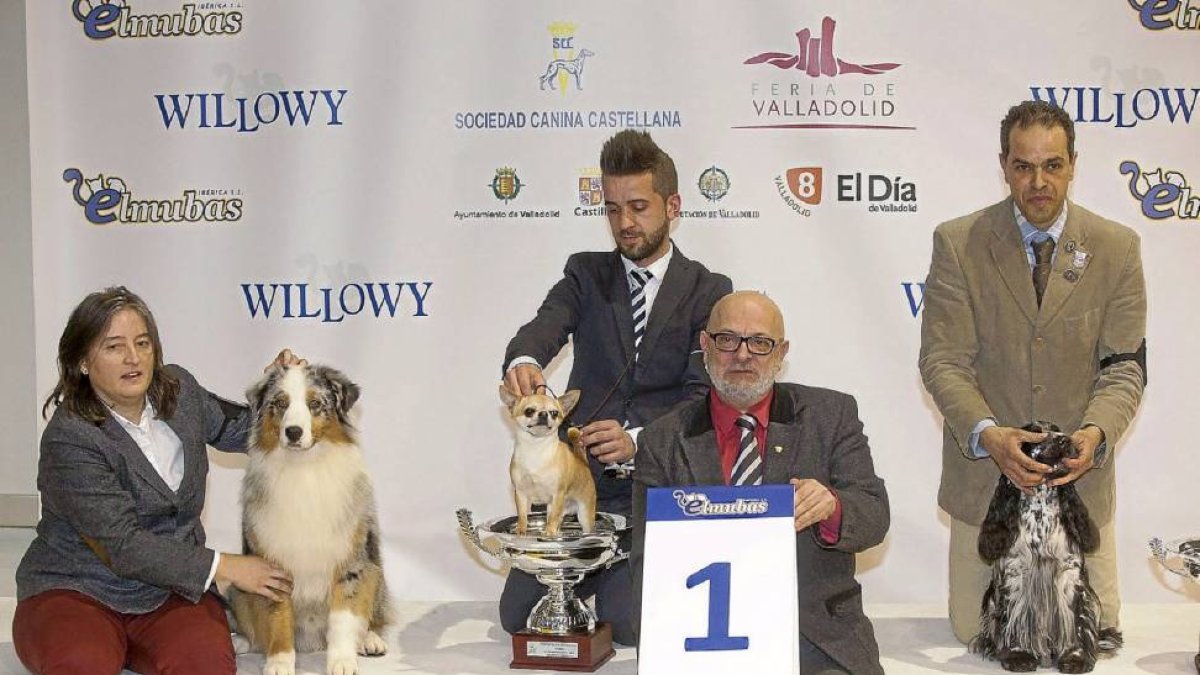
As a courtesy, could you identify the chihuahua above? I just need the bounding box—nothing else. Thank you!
[498,386,597,537]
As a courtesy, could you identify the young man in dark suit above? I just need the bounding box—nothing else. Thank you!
[632,291,889,674]
[500,129,732,645]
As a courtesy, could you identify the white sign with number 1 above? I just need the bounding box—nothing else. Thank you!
[639,484,799,675]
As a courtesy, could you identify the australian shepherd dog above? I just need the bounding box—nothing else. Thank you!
[231,364,391,675]
[971,422,1121,673]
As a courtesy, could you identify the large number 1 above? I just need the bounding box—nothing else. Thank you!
[683,562,750,651]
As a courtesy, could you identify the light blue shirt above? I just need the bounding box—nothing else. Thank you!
[1016,202,1067,268]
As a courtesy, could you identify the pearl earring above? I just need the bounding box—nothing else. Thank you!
[81,366,89,375]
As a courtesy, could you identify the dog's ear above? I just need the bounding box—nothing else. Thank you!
[978,479,1020,563]
[559,389,581,416]
[499,385,519,409]
[320,366,360,417]
[1059,485,1100,553]
[245,369,278,417]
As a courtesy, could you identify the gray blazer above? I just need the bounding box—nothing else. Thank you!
[504,244,732,514]
[16,365,251,613]
[632,383,889,675]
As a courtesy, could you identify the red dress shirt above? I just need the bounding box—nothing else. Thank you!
[709,390,842,544]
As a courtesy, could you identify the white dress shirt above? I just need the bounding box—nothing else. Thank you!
[111,401,222,588]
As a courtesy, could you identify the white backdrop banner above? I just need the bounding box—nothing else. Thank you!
[25,0,1200,606]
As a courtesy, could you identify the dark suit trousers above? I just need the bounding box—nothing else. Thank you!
[499,560,635,646]
[13,589,235,675]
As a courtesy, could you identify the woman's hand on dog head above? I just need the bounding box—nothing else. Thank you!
[216,553,293,602]
[266,349,308,372]
[980,425,1051,494]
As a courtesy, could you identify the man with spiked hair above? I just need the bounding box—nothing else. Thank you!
[500,129,732,644]
[920,100,1147,643]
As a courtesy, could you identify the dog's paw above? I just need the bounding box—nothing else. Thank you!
[1057,648,1095,674]
[359,630,388,656]
[326,654,358,675]
[231,633,252,655]
[1000,649,1039,672]
[263,652,296,675]
[1097,627,1123,652]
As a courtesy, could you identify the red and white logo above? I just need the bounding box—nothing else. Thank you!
[745,17,899,78]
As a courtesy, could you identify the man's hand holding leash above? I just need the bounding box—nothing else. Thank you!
[579,420,635,464]
[980,425,1051,494]
[1049,426,1103,487]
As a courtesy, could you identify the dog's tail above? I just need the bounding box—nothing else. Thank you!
[1097,627,1123,653]
[566,426,588,460]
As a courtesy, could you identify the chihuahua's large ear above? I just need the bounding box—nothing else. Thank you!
[499,384,519,409]
[559,390,581,416]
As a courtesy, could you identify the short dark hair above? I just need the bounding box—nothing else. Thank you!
[1000,100,1076,159]
[43,286,178,423]
[599,129,678,198]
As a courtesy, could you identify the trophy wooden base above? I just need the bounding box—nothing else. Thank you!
[510,621,615,671]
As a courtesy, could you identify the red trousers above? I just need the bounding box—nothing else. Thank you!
[12,589,236,675]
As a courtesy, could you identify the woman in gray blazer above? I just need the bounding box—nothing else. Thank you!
[12,287,296,675]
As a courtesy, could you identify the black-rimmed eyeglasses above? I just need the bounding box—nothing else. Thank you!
[704,331,779,356]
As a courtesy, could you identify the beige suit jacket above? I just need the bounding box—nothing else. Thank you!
[919,198,1146,526]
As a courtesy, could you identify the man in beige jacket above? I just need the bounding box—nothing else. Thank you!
[919,100,1146,643]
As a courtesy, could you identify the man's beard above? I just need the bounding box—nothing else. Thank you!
[618,219,669,261]
[705,352,777,407]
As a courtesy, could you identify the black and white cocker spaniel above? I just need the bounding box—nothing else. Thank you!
[970,422,1122,673]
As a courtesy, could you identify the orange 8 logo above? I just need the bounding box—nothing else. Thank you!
[785,168,823,205]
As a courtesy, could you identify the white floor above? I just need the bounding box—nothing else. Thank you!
[0,529,1196,674]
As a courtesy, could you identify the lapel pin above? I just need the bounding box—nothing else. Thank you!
[1064,240,1077,253]
[1063,269,1079,282]
[1072,251,1089,269]
[773,445,784,454]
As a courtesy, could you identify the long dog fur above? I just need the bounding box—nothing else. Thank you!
[970,422,1121,673]
[230,364,391,675]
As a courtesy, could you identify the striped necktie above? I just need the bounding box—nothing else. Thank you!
[731,414,763,486]
[630,268,653,356]
[1031,234,1055,307]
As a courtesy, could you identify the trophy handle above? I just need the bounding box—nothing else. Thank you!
[1150,537,1169,564]
[457,508,499,558]
[1148,537,1190,577]
[605,549,630,569]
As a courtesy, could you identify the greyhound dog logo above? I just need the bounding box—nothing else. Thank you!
[540,22,594,94]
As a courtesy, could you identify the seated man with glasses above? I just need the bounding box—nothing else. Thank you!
[631,291,890,675]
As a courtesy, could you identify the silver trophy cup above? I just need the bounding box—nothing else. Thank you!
[457,508,628,635]
[1148,536,1200,674]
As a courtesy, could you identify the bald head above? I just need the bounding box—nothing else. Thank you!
[702,291,789,410]
[707,291,786,340]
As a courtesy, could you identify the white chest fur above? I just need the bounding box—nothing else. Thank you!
[247,443,368,602]
[510,435,568,504]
